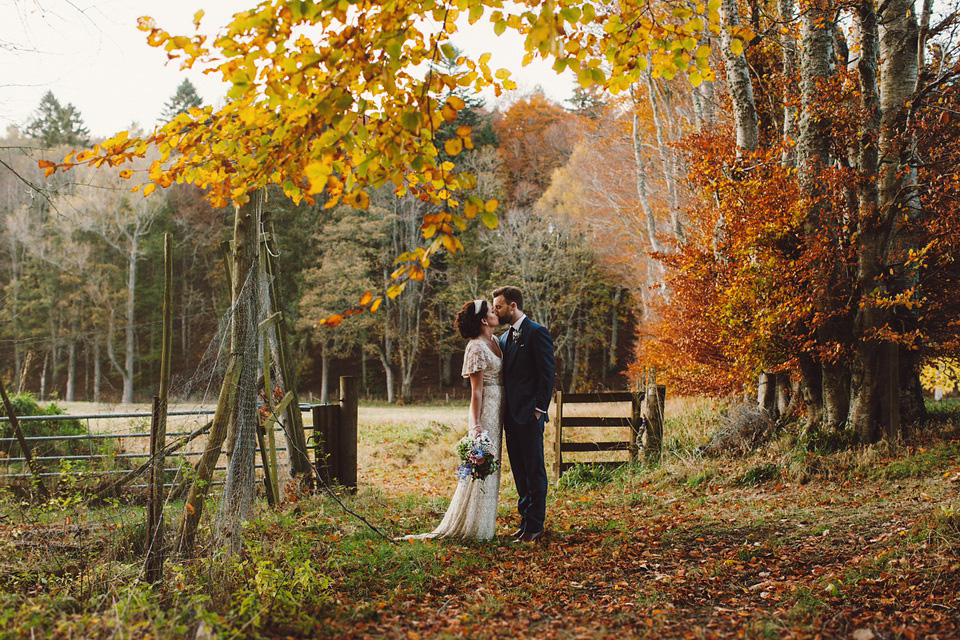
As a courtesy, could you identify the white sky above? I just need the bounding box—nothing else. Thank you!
[1,0,577,139]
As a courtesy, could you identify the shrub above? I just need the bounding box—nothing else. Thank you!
[0,393,92,459]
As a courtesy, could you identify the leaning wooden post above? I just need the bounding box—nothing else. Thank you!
[0,379,49,501]
[176,193,257,555]
[145,233,173,583]
[553,390,563,482]
[339,376,358,491]
[262,216,313,483]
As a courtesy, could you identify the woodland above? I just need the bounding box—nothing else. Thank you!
[1,0,960,637]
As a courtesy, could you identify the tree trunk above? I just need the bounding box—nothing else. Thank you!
[758,372,778,418]
[719,0,760,154]
[899,349,927,425]
[798,354,824,431]
[375,344,396,404]
[848,0,919,441]
[122,235,138,404]
[607,287,621,376]
[645,65,683,239]
[632,109,662,253]
[93,338,101,403]
[440,351,453,387]
[40,350,48,400]
[361,351,369,394]
[66,339,76,402]
[821,363,851,430]
[779,0,799,166]
[320,341,330,405]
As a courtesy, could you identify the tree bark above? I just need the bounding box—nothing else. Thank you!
[66,338,76,402]
[719,0,760,154]
[644,64,683,239]
[122,235,138,404]
[320,341,330,405]
[93,338,101,403]
[632,108,662,253]
[848,0,920,441]
[779,0,799,166]
[798,353,824,432]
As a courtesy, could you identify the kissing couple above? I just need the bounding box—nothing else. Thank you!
[403,285,556,543]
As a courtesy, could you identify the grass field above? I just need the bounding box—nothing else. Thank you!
[0,398,957,638]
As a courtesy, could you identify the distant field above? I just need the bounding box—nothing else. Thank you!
[54,395,713,496]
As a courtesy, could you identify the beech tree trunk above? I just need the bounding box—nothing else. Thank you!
[66,339,76,402]
[719,0,759,154]
[779,0,798,166]
[320,341,331,405]
[848,0,920,442]
[644,64,683,239]
[632,109,661,253]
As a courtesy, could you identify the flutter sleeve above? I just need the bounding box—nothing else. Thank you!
[461,340,487,377]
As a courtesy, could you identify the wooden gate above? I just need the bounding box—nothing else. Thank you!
[553,386,665,481]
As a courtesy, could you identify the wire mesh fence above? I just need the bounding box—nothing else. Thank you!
[0,406,319,490]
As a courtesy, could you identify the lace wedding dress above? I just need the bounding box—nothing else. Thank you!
[402,338,503,540]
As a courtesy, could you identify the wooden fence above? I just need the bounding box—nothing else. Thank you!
[553,385,666,481]
[311,376,358,491]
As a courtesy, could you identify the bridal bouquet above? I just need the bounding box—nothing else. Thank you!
[455,432,499,481]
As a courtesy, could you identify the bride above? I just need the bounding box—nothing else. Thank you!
[402,299,503,540]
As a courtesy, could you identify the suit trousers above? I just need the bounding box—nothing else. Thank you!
[504,412,548,533]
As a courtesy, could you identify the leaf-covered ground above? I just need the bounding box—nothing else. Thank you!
[311,452,959,639]
[0,403,958,639]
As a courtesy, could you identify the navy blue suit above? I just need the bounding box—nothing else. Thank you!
[500,316,555,534]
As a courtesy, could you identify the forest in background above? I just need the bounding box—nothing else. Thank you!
[0,75,640,407]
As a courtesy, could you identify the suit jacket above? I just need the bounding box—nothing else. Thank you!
[500,316,556,424]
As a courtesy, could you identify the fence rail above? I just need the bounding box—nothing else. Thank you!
[0,405,320,489]
[553,387,665,480]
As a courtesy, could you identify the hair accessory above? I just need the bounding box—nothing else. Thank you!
[473,299,484,315]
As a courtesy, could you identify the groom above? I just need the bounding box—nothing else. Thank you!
[493,286,555,543]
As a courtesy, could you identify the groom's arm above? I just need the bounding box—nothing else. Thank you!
[531,325,556,416]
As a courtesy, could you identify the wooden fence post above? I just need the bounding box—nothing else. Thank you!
[145,233,172,583]
[643,382,665,458]
[145,396,165,582]
[553,391,563,482]
[339,376,358,491]
[311,403,341,485]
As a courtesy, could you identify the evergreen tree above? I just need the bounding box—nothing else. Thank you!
[25,91,90,148]
[160,79,203,123]
[566,86,608,119]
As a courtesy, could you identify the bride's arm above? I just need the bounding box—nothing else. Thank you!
[468,370,484,437]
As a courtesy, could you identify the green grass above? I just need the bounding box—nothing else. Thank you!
[876,440,960,479]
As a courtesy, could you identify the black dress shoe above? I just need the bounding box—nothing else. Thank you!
[515,530,545,543]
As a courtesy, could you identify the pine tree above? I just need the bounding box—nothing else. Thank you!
[566,86,608,120]
[25,91,90,148]
[160,79,203,123]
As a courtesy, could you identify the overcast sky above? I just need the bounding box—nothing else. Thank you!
[1,0,576,140]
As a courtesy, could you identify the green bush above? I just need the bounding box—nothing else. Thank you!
[0,393,91,459]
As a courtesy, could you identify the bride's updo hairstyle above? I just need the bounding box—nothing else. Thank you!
[455,299,487,339]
